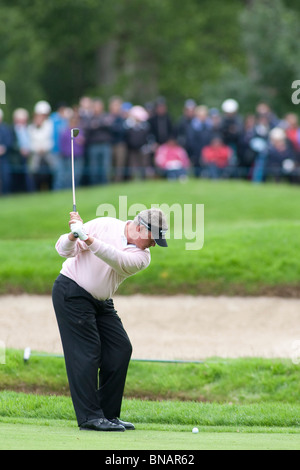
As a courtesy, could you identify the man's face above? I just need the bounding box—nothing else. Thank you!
[134,225,156,250]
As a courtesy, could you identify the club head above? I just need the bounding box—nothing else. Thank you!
[71,128,80,138]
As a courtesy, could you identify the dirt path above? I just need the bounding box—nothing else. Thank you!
[1,294,300,360]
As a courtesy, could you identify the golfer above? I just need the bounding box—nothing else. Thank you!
[52,208,168,432]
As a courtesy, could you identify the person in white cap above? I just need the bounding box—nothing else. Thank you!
[124,105,151,180]
[220,98,243,175]
[52,208,168,432]
[12,108,34,192]
[28,100,55,190]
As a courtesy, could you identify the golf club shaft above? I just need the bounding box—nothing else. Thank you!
[71,136,76,212]
[71,129,80,212]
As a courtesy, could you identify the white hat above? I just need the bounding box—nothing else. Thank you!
[34,100,51,115]
[269,127,286,141]
[13,108,29,121]
[129,105,149,122]
[221,99,239,113]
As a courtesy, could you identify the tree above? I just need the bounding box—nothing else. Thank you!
[0,5,45,119]
[240,0,300,114]
[2,0,299,119]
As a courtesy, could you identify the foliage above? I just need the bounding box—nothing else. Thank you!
[1,0,299,118]
[240,0,300,114]
[0,5,45,117]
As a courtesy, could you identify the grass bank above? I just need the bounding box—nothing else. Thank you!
[1,350,300,404]
[0,391,299,430]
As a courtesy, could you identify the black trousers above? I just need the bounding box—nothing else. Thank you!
[52,274,132,426]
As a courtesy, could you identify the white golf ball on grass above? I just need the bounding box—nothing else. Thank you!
[192,427,199,433]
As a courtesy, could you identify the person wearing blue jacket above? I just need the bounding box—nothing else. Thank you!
[0,109,14,194]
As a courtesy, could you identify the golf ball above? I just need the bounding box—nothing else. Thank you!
[192,427,199,433]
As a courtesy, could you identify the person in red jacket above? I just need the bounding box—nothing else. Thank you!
[154,136,191,181]
[201,135,233,178]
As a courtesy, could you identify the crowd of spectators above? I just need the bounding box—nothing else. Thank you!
[0,94,300,195]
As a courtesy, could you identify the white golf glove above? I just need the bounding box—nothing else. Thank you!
[70,221,89,241]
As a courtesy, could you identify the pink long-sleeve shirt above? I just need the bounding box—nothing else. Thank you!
[55,217,151,300]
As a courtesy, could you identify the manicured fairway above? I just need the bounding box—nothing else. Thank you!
[0,420,299,450]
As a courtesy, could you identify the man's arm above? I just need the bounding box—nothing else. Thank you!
[56,233,89,258]
[64,212,150,276]
[55,212,90,258]
[87,238,150,276]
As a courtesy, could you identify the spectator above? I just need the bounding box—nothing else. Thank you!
[28,100,55,191]
[154,136,191,181]
[50,102,70,190]
[56,113,85,189]
[109,96,127,182]
[12,108,33,192]
[144,101,155,119]
[120,102,133,120]
[238,114,257,179]
[148,96,173,147]
[209,108,222,134]
[186,105,213,177]
[266,127,296,182]
[220,99,243,162]
[124,105,150,180]
[255,102,279,129]
[175,99,196,155]
[85,98,114,185]
[77,96,94,186]
[0,108,14,194]
[239,114,270,179]
[283,113,300,157]
[201,135,233,179]
[50,102,69,154]
[78,96,94,125]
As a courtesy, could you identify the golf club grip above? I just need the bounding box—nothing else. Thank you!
[73,204,77,212]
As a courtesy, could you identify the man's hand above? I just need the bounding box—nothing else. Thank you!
[68,212,88,241]
[67,212,94,244]
[71,221,89,241]
[68,211,83,229]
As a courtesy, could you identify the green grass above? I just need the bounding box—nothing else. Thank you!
[2,390,299,427]
[1,420,299,450]
[1,350,300,404]
[0,179,300,295]
[1,350,300,450]
[0,393,299,450]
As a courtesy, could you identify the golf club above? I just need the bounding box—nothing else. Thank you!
[71,128,80,212]
[71,128,80,238]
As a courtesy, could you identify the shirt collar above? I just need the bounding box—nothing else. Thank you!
[122,221,136,247]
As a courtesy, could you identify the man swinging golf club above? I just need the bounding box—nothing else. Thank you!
[52,129,169,432]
